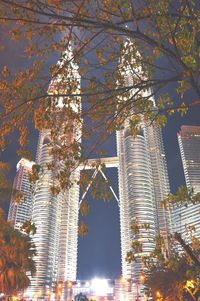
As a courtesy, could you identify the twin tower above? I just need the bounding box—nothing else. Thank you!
[8,46,171,299]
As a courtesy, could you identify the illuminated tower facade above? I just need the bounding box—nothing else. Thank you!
[174,125,200,242]
[8,158,35,231]
[26,49,81,298]
[116,42,171,288]
[117,119,170,281]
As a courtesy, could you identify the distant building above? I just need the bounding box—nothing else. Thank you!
[71,278,138,301]
[72,279,115,301]
[8,158,35,230]
[174,125,200,242]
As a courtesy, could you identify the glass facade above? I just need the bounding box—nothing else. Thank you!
[117,119,171,284]
[173,125,200,243]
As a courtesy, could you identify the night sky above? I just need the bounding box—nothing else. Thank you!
[1,30,200,281]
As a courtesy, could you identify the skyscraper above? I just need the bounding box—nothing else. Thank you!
[8,158,35,231]
[116,41,171,293]
[27,131,80,298]
[174,125,200,242]
[117,117,171,283]
[9,42,171,300]
[26,49,81,298]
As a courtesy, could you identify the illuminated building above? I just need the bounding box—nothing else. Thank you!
[10,42,171,299]
[116,42,171,293]
[114,278,132,301]
[8,158,35,231]
[174,125,200,242]
[72,278,114,301]
[117,119,171,285]
[26,48,81,298]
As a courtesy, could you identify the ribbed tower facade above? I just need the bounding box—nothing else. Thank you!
[8,158,35,230]
[147,124,171,244]
[117,121,156,291]
[174,125,200,242]
[117,42,171,291]
[117,119,171,281]
[26,49,81,298]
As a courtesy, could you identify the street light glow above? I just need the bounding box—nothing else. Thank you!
[140,274,145,281]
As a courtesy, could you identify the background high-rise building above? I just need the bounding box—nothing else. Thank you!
[8,158,35,231]
[173,125,200,242]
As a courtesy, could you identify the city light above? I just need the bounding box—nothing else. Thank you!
[91,278,110,296]
[120,276,127,283]
[67,281,72,288]
[85,281,90,287]
[140,274,145,282]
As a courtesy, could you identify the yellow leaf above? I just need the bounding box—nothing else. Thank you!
[2,66,9,78]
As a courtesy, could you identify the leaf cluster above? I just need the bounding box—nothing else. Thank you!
[161,186,200,209]
[0,209,36,295]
